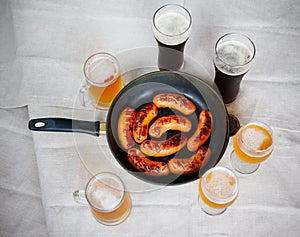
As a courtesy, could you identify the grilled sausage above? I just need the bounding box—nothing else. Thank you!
[140,133,188,157]
[153,93,196,115]
[149,115,192,138]
[117,107,136,150]
[127,148,170,176]
[169,146,210,175]
[132,103,158,143]
[187,110,213,152]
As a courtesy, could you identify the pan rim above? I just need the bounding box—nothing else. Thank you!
[106,71,230,185]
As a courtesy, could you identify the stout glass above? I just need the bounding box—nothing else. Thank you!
[152,4,192,71]
[213,33,256,104]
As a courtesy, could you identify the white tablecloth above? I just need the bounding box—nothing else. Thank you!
[1,0,300,236]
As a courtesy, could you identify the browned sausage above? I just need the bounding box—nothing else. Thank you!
[187,110,213,152]
[127,148,170,176]
[140,133,188,157]
[153,93,196,115]
[117,107,136,150]
[149,115,192,138]
[132,103,158,143]
[168,146,210,175]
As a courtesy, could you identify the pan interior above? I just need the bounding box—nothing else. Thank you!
[107,71,228,185]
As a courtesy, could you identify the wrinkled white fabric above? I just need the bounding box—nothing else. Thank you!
[0,0,300,236]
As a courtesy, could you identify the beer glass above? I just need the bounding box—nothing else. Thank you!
[73,172,132,225]
[152,4,192,71]
[213,33,256,104]
[198,167,239,215]
[230,121,274,174]
[80,52,123,110]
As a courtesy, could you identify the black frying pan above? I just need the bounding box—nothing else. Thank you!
[28,71,239,185]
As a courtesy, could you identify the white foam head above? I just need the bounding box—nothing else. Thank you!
[152,5,191,45]
[239,122,273,157]
[202,167,238,204]
[86,173,124,211]
[84,53,119,86]
[217,41,253,66]
[242,127,269,151]
[214,34,255,75]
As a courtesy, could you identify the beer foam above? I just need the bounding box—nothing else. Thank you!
[86,58,117,85]
[205,169,236,200]
[241,126,272,151]
[214,41,253,75]
[153,12,191,45]
[86,177,123,210]
[217,41,252,66]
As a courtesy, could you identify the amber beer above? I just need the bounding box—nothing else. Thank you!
[85,173,132,225]
[230,122,274,174]
[88,74,123,108]
[152,4,192,71]
[213,33,256,104]
[82,52,123,110]
[198,167,239,215]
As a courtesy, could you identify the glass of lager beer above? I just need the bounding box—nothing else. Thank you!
[198,167,239,215]
[230,121,274,174]
[73,172,132,225]
[213,33,256,104]
[80,52,124,110]
[152,4,192,71]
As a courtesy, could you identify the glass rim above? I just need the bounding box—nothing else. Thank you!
[152,4,192,38]
[200,166,239,205]
[83,52,120,87]
[214,32,256,68]
[238,121,274,155]
[85,172,126,213]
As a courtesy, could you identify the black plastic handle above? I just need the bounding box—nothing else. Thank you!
[28,118,100,136]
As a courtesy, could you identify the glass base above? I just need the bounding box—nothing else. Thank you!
[198,196,227,216]
[92,209,131,226]
[230,151,260,174]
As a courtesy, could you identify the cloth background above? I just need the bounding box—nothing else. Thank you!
[0,0,300,236]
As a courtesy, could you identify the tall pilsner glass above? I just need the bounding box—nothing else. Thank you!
[213,33,256,104]
[152,4,192,71]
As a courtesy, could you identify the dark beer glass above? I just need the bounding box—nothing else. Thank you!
[213,33,256,104]
[152,4,192,71]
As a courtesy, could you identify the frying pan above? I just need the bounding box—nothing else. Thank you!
[28,71,239,185]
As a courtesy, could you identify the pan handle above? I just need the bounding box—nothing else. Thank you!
[228,114,240,136]
[28,118,106,136]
